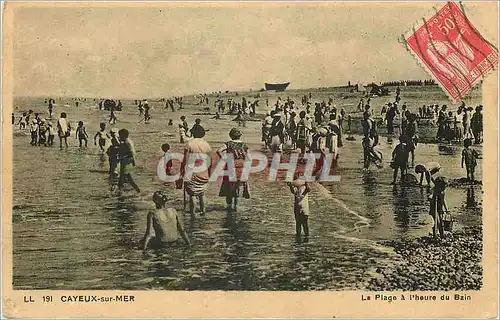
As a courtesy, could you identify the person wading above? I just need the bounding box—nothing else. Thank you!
[181,124,212,215]
[217,128,250,213]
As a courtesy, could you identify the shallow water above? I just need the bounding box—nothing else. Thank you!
[12,95,482,290]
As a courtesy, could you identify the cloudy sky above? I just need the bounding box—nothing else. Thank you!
[10,2,497,98]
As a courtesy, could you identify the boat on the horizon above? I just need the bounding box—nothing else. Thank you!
[264,82,290,92]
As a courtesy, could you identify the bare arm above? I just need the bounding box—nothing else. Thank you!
[142,212,154,251]
[176,216,191,246]
[302,182,311,196]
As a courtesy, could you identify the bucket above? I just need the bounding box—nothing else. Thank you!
[442,213,454,232]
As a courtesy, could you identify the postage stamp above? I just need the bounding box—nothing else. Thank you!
[404,2,498,103]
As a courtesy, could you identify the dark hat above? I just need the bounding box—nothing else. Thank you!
[153,190,168,204]
[229,127,242,140]
[191,125,206,138]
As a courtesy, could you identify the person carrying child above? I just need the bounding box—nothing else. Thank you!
[461,138,480,181]
[287,174,311,240]
[94,123,110,152]
[75,121,89,148]
[37,119,48,146]
[141,190,191,251]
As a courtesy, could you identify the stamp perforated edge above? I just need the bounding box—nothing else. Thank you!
[399,1,498,104]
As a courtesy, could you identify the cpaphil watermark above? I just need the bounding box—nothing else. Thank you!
[156,151,341,183]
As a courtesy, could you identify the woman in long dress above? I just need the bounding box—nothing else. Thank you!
[217,128,250,212]
[181,126,212,215]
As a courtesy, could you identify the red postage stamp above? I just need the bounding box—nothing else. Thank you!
[404,2,498,103]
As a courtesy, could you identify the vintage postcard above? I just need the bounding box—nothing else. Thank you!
[2,1,498,318]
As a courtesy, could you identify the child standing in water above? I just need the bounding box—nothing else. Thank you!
[94,122,109,152]
[17,112,27,129]
[287,175,311,240]
[141,190,191,251]
[117,128,141,194]
[161,143,174,177]
[57,112,70,149]
[47,122,56,146]
[461,138,480,181]
[29,119,39,146]
[429,176,449,239]
[75,121,89,147]
[391,135,409,185]
[106,128,120,190]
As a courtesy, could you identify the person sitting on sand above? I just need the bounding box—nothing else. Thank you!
[461,138,480,182]
[415,162,441,187]
[94,122,110,152]
[142,190,191,251]
[287,173,311,240]
[391,135,409,185]
[75,121,89,148]
[117,128,141,194]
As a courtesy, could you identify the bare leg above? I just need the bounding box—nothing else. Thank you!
[198,194,205,215]
[233,197,238,212]
[127,174,141,193]
[392,168,398,184]
[189,196,195,214]
[303,215,309,236]
[294,212,301,236]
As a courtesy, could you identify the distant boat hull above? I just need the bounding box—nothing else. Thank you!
[265,82,290,92]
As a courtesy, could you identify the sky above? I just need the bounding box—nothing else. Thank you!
[10,2,497,98]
